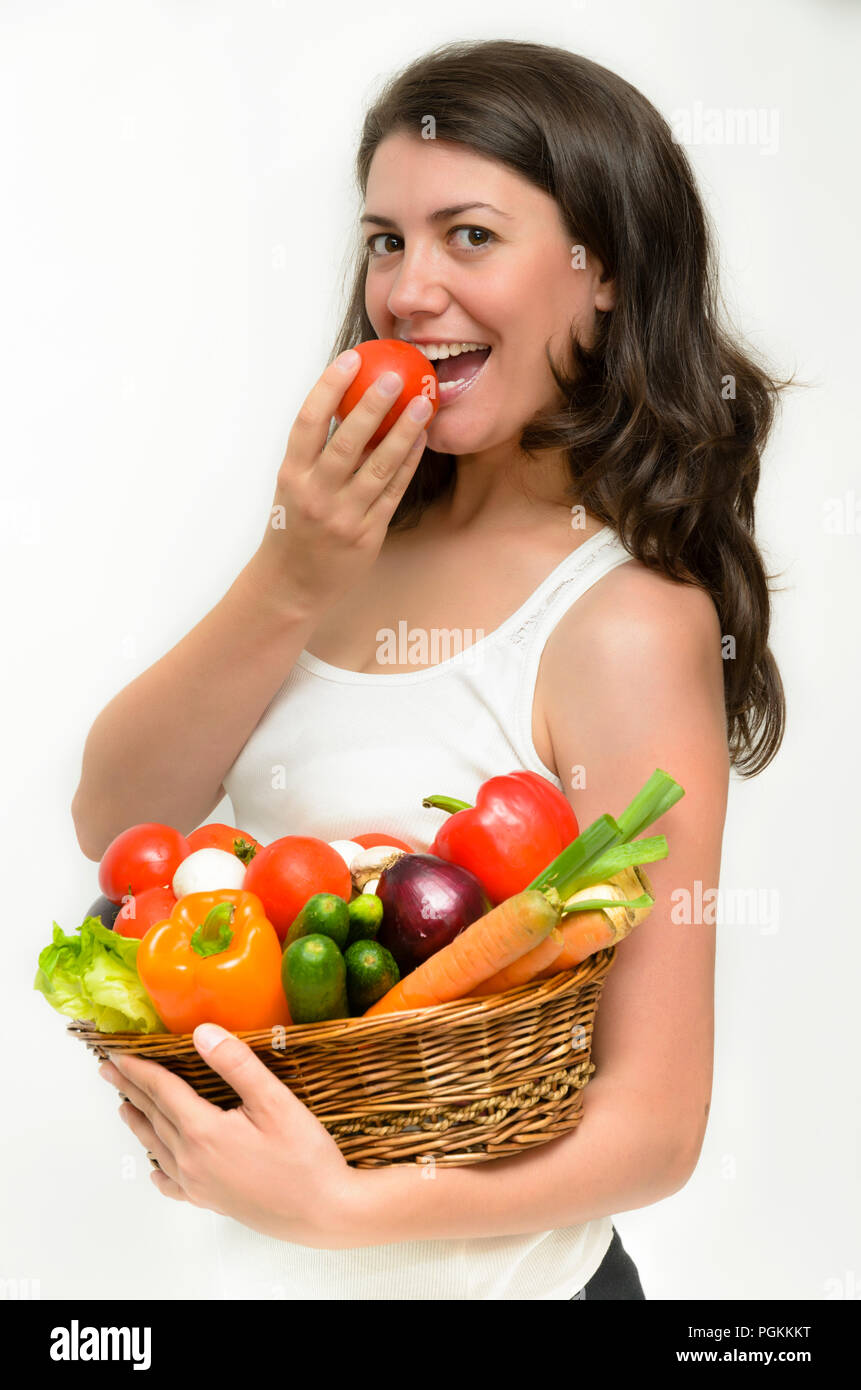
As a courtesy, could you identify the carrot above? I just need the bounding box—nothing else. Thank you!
[467,927,565,997]
[535,909,615,974]
[363,888,561,1016]
[534,866,655,977]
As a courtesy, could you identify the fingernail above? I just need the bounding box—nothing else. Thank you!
[407,395,433,421]
[194,1022,228,1054]
[377,371,403,396]
[334,349,359,371]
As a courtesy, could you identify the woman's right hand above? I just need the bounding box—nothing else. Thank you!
[249,351,434,619]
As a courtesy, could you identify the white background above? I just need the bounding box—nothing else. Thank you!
[2,0,858,1301]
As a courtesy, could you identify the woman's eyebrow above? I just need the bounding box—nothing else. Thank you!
[360,202,512,227]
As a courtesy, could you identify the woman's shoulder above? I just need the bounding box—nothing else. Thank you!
[540,551,724,700]
[562,549,721,648]
[535,549,729,785]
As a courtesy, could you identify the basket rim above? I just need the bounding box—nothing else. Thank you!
[66,947,616,1049]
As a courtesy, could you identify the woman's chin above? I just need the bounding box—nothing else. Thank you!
[426,412,495,458]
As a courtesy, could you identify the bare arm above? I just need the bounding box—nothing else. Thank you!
[71,561,319,860]
[72,352,432,861]
[337,562,729,1244]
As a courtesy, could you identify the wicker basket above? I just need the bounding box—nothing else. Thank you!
[70,867,650,1167]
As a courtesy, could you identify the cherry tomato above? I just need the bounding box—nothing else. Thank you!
[98,823,191,904]
[115,885,178,940]
[186,822,261,864]
[351,832,414,852]
[243,835,352,942]
[333,339,439,449]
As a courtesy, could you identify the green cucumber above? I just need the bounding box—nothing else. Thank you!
[281,934,349,1024]
[344,939,399,1015]
[284,892,350,951]
[345,893,384,946]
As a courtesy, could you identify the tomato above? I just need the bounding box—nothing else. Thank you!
[98,823,192,904]
[333,339,439,449]
[351,832,414,852]
[243,835,352,943]
[186,822,261,864]
[115,885,178,940]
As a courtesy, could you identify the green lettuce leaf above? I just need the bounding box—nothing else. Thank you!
[34,915,164,1033]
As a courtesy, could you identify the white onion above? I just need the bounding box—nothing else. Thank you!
[172,848,246,898]
[327,839,366,870]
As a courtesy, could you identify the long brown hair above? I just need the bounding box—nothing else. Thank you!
[330,39,793,777]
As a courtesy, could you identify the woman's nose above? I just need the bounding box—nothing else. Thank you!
[385,247,450,322]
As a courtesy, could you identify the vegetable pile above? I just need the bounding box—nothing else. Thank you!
[34,769,683,1033]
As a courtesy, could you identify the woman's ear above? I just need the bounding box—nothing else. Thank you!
[587,249,616,313]
[595,267,617,313]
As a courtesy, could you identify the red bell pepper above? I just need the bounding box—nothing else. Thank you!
[423,771,579,905]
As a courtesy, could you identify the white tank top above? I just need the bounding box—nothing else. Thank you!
[219,522,632,1299]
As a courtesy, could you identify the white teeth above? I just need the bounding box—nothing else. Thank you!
[412,341,490,361]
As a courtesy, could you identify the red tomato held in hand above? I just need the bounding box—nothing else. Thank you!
[334,340,439,449]
[243,835,352,942]
[114,885,178,940]
[186,822,261,864]
[98,823,192,904]
[351,832,414,852]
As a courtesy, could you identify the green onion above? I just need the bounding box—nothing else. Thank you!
[526,813,622,895]
[559,835,668,897]
[527,769,684,902]
[559,891,654,917]
[615,768,685,841]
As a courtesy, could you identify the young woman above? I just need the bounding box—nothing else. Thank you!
[80,40,789,1300]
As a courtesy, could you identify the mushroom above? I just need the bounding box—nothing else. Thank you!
[350,845,407,893]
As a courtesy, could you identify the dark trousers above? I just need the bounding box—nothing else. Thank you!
[569,1227,646,1299]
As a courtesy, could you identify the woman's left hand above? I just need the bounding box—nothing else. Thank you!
[99,1023,365,1249]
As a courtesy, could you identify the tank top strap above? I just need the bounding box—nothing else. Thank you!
[504,525,634,776]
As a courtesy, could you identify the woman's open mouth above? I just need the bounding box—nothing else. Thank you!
[413,342,492,408]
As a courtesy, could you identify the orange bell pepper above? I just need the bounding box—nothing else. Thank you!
[137,889,291,1033]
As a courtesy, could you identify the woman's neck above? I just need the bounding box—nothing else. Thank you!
[431,442,584,534]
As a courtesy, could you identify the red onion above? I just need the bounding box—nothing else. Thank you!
[376,854,492,974]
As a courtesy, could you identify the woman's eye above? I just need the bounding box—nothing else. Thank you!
[366,232,403,257]
[365,226,495,257]
[450,226,494,251]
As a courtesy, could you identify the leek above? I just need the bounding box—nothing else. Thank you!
[527,768,684,901]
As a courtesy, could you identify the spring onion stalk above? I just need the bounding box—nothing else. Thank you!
[559,835,668,897]
[614,768,685,841]
[527,769,684,901]
[559,890,654,917]
[526,813,623,896]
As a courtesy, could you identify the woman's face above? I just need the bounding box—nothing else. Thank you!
[362,131,615,459]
